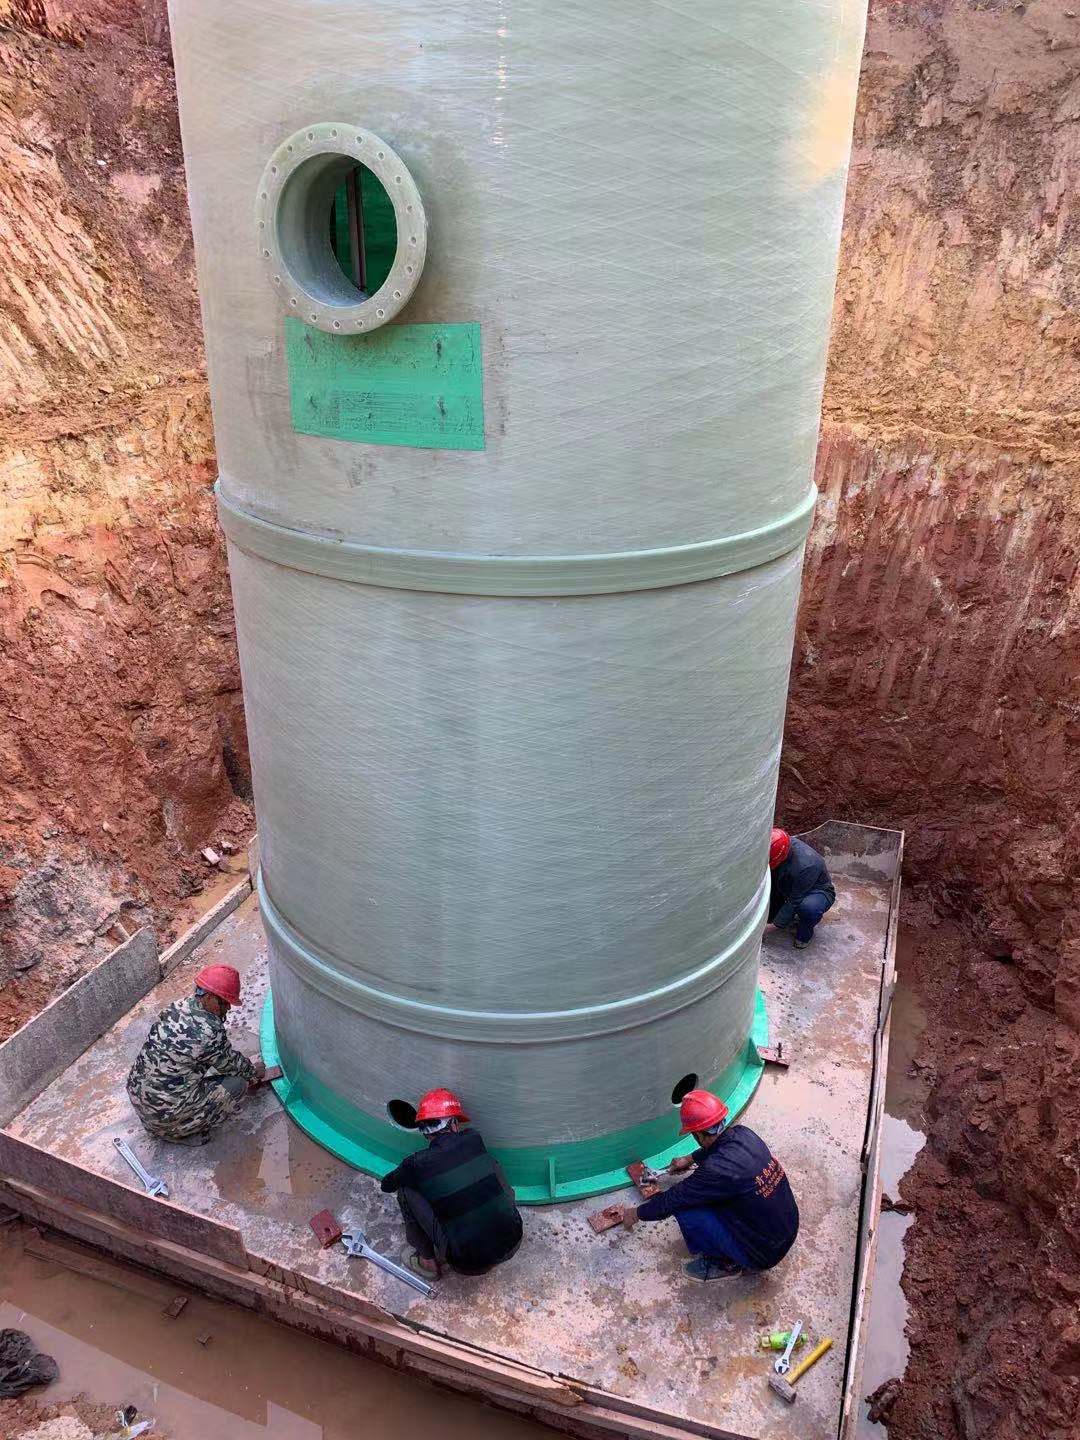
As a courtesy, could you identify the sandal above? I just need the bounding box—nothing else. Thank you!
[406,1250,442,1280]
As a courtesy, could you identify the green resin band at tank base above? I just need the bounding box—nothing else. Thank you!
[261,988,768,1204]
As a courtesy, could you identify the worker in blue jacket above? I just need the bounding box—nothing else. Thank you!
[620,1090,799,1282]
[768,827,836,949]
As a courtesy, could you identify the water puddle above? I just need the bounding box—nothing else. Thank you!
[168,857,250,937]
[0,1229,549,1439]
[857,925,929,1437]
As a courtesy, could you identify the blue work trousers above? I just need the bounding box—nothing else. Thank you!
[793,889,834,943]
[675,1206,756,1270]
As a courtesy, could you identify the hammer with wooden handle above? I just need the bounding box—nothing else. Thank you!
[768,1336,833,1404]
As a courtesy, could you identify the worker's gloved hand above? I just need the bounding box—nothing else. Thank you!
[668,1155,695,1174]
[247,1059,267,1090]
[620,1206,640,1231]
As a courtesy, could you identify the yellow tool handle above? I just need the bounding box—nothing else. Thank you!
[787,1336,833,1385]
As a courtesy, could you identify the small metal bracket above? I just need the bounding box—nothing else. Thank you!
[758,1041,790,1069]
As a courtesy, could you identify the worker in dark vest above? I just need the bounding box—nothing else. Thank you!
[381,1088,523,1281]
[620,1090,799,1282]
[768,826,836,949]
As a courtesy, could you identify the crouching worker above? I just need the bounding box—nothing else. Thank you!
[769,827,836,949]
[381,1089,523,1281]
[621,1090,799,1282]
[126,964,264,1146]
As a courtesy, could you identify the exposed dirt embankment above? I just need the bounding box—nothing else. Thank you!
[782,3,1080,1437]
[0,1,251,1035]
[1,1,1078,1435]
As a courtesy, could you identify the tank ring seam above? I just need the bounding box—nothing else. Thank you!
[257,868,769,1042]
[217,482,816,597]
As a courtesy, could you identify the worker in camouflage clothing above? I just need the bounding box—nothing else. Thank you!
[126,963,265,1146]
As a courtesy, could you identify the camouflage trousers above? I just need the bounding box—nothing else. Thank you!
[129,1074,248,1142]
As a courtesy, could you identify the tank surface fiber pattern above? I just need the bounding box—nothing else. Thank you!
[166,0,866,1197]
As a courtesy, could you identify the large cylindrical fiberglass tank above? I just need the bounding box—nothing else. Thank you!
[168,0,866,1200]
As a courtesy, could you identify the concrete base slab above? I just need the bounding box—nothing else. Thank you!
[0,926,159,1127]
[1,824,899,1440]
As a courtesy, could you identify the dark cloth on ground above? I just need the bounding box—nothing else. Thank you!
[635,1123,799,1271]
[0,1329,59,1397]
[381,1127,523,1275]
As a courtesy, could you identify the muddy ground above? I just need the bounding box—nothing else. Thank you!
[0,1393,121,1440]
[779,3,1080,1437]
[0,2,1077,1438]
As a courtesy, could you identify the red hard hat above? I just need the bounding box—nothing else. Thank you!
[415,1088,469,1124]
[678,1089,730,1136]
[195,963,241,1007]
[769,827,791,868]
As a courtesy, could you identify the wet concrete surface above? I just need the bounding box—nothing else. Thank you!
[0,1225,550,1438]
[856,926,929,1438]
[5,846,895,1440]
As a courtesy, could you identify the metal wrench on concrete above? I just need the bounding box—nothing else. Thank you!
[341,1227,434,1297]
[113,1137,169,1198]
[774,1320,804,1375]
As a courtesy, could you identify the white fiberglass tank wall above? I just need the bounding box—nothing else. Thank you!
[167,0,866,1200]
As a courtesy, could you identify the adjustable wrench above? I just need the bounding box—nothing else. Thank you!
[341,1227,434,1297]
[774,1319,804,1375]
[113,1137,169,1198]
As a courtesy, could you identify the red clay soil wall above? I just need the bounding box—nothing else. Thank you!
[0,0,252,1033]
[779,4,1080,1437]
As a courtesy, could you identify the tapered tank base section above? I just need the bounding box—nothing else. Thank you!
[260,989,767,1204]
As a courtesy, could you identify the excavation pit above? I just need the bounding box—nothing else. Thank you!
[0,823,900,1440]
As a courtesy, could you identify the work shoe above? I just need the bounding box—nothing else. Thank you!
[405,1250,443,1280]
[170,1131,211,1147]
[684,1256,744,1282]
[793,936,812,950]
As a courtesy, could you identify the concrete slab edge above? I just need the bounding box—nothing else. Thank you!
[0,926,160,1126]
[0,1134,247,1269]
[159,874,253,977]
[0,1176,751,1440]
[838,827,905,1440]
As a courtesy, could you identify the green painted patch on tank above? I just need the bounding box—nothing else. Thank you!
[284,318,485,451]
[261,988,768,1205]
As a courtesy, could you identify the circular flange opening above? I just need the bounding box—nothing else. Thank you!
[670,1073,699,1105]
[256,123,427,334]
[386,1098,418,1130]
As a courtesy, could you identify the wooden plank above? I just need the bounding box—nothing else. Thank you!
[0,1179,587,1413]
[0,927,160,1125]
[24,1231,188,1307]
[159,876,252,977]
[0,1177,737,1439]
[572,1387,747,1440]
[840,827,904,1440]
[0,1132,248,1269]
